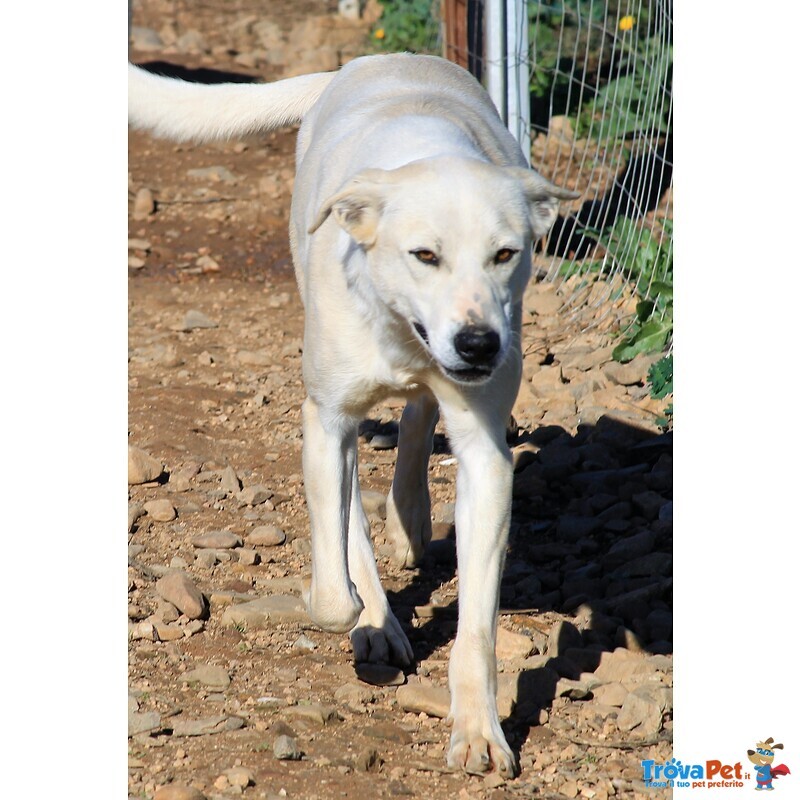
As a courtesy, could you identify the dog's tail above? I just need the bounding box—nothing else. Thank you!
[128,63,336,142]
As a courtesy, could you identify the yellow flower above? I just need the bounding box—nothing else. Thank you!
[619,15,635,31]
[374,28,385,40]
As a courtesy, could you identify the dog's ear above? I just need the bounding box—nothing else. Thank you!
[506,167,581,240]
[308,169,392,247]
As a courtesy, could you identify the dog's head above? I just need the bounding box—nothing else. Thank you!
[309,156,578,384]
[747,738,784,766]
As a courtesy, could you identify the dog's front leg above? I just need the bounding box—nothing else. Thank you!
[347,460,414,665]
[440,401,518,778]
[302,396,364,633]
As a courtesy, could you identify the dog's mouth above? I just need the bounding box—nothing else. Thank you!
[412,321,430,346]
[442,364,494,384]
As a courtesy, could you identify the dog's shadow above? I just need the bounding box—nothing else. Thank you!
[376,415,672,762]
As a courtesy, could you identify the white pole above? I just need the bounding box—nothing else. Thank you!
[485,0,506,123]
[506,0,531,165]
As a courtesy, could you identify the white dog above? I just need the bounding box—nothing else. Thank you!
[129,53,577,777]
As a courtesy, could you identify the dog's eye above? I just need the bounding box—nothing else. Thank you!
[411,249,439,266]
[494,248,518,264]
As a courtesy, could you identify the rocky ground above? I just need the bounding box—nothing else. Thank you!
[128,2,674,799]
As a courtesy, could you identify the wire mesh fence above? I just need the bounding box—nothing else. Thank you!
[369,0,673,352]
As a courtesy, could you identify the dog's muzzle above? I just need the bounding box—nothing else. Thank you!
[411,320,500,384]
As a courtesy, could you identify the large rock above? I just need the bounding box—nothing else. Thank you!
[496,627,535,660]
[191,531,242,549]
[171,715,245,737]
[395,684,450,718]
[182,664,231,690]
[155,571,207,620]
[128,446,163,484]
[221,595,308,628]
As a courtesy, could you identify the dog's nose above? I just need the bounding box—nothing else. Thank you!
[453,325,500,366]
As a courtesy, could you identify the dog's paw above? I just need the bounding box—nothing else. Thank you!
[446,729,518,778]
[350,607,413,665]
[302,578,364,634]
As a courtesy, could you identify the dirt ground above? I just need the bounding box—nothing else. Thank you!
[128,3,673,799]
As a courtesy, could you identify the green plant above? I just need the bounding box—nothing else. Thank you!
[370,0,440,54]
[649,354,673,429]
[588,217,672,363]
[575,34,672,142]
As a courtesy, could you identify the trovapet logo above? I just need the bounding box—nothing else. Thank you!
[641,758,746,789]
[641,737,791,791]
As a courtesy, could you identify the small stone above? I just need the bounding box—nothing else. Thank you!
[128,503,145,532]
[223,767,254,789]
[130,26,164,50]
[395,684,450,718]
[593,649,652,684]
[177,310,218,331]
[129,620,156,641]
[355,663,406,686]
[604,530,656,568]
[144,498,176,522]
[236,349,273,367]
[484,772,506,789]
[128,710,162,737]
[370,433,397,450]
[171,715,245,737]
[133,187,155,219]
[561,779,579,798]
[220,465,241,494]
[153,786,207,800]
[183,664,231,690]
[153,622,185,642]
[128,446,164,485]
[496,627,534,660]
[292,633,317,651]
[364,722,412,744]
[616,687,667,736]
[195,254,220,273]
[191,530,242,549]
[592,682,628,707]
[155,571,207,620]
[247,525,286,546]
[238,485,274,505]
[186,165,235,182]
[237,548,260,566]
[283,704,339,726]
[194,550,219,569]
[631,490,668,521]
[354,747,381,772]
[274,734,302,760]
[335,683,377,709]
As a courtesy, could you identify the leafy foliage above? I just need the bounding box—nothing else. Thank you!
[648,354,672,399]
[370,0,440,54]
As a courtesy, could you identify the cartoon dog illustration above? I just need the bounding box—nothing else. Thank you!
[747,738,791,790]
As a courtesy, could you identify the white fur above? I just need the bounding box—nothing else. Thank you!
[129,52,578,778]
[128,63,335,141]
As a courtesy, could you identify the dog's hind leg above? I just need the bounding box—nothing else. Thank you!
[301,397,364,633]
[347,463,414,665]
[384,392,439,568]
